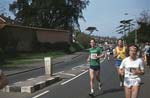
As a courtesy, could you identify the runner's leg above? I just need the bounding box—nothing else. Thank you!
[95,70,100,82]
[125,86,132,98]
[95,70,102,90]
[131,86,139,98]
[117,67,124,86]
[89,68,95,94]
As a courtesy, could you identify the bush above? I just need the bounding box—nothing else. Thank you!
[76,33,91,48]
[72,43,82,51]
[52,42,70,51]
[68,42,85,53]
[37,42,70,52]
[68,45,76,53]
[0,48,5,65]
[36,42,84,53]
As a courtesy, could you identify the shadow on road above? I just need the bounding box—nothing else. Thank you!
[94,87,124,97]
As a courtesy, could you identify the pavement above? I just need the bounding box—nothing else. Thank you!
[2,52,83,76]
[0,52,84,93]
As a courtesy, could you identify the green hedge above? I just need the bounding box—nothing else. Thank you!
[68,42,84,53]
[0,48,5,65]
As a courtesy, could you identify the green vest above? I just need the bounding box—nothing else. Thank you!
[89,47,102,66]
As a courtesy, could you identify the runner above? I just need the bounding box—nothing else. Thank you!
[114,39,127,87]
[87,39,104,96]
[119,44,144,98]
[106,47,111,60]
[144,42,150,67]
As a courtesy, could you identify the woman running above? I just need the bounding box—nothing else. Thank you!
[119,44,144,98]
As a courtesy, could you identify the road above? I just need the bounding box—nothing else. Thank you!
[7,52,88,84]
[30,57,124,98]
[0,53,150,98]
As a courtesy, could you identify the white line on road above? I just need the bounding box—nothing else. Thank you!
[61,70,88,85]
[59,73,76,76]
[53,71,64,75]
[72,64,85,70]
[32,90,49,98]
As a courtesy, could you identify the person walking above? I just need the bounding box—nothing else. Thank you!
[119,44,144,98]
[87,39,104,96]
[114,39,127,87]
[144,42,150,67]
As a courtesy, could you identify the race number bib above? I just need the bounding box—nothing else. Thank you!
[91,53,97,59]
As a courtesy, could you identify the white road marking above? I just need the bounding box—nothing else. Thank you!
[61,70,88,85]
[14,81,23,84]
[53,71,64,75]
[32,90,49,98]
[28,78,35,80]
[72,64,85,70]
[72,65,82,69]
[59,73,76,76]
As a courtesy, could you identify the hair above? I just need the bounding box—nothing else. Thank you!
[90,38,96,42]
[117,39,123,44]
[118,39,123,42]
[129,44,139,52]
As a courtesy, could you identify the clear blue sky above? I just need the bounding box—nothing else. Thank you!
[0,0,150,38]
[79,0,150,38]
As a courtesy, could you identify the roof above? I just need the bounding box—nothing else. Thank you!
[0,16,69,33]
[1,24,69,33]
[0,17,6,24]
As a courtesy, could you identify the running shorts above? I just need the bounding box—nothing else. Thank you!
[90,65,100,71]
[115,59,122,67]
[124,77,141,88]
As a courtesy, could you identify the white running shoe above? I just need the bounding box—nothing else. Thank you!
[120,82,123,87]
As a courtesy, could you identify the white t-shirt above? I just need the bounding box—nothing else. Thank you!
[119,57,144,79]
[144,45,150,55]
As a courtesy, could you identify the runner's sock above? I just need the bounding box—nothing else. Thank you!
[91,89,94,93]
[89,89,94,96]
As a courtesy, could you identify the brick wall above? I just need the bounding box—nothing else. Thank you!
[0,25,70,52]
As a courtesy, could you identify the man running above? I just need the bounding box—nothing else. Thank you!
[114,39,127,87]
[87,39,104,96]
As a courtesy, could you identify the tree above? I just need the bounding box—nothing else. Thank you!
[76,32,91,48]
[86,26,98,35]
[125,30,135,44]
[121,10,150,44]
[9,0,89,31]
[137,10,150,42]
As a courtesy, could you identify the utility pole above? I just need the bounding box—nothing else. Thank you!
[135,29,137,44]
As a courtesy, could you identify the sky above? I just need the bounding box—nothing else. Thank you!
[0,0,150,38]
[79,0,150,38]
[0,0,14,16]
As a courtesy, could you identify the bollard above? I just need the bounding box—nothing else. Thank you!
[44,57,52,76]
